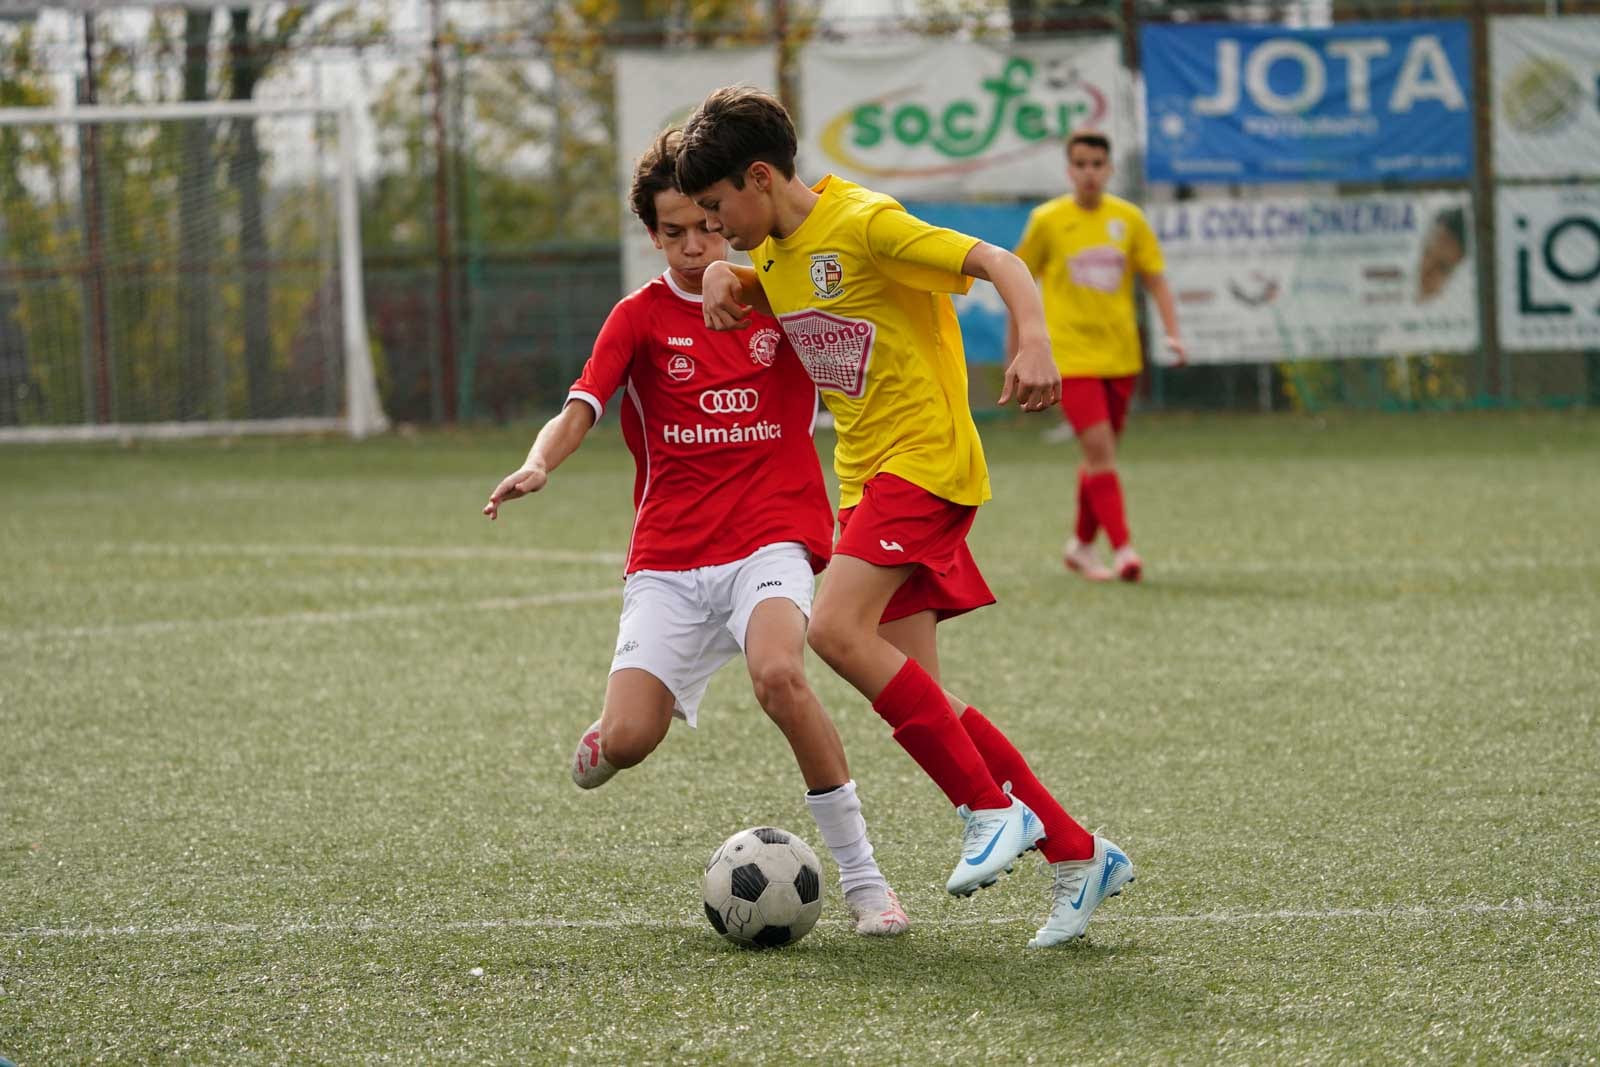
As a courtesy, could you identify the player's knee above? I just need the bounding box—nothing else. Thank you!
[751,660,808,717]
[805,614,855,670]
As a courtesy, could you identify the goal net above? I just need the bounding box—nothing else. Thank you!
[0,101,386,441]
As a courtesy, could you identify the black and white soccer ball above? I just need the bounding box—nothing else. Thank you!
[701,826,823,949]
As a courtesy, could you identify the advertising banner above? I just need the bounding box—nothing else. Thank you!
[1491,17,1600,179]
[799,37,1129,199]
[613,47,777,293]
[1142,21,1473,184]
[1146,192,1478,363]
[1497,184,1600,350]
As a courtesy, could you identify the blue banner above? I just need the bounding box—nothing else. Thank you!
[902,200,1037,363]
[1143,21,1474,184]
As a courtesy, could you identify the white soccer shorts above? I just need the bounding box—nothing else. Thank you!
[609,541,815,726]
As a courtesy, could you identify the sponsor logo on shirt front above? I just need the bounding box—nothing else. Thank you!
[699,388,759,415]
[748,327,781,367]
[1066,246,1127,294]
[666,335,695,346]
[667,353,696,381]
[662,421,783,445]
[810,252,845,299]
[778,309,876,398]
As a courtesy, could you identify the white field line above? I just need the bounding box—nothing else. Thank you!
[5,900,1596,941]
[7,587,618,643]
[99,541,626,566]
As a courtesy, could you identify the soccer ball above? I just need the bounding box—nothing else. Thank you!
[701,826,823,949]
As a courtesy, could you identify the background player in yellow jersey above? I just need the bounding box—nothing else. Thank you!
[1010,131,1186,583]
[676,87,1135,948]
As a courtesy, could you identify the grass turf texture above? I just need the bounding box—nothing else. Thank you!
[2,414,1597,1065]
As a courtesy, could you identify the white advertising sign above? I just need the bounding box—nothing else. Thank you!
[1146,192,1478,363]
[798,37,1131,199]
[1497,183,1600,351]
[613,48,777,294]
[1491,16,1600,179]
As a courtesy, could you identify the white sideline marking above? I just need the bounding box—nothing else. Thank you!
[8,587,618,642]
[6,901,1595,940]
[101,541,626,566]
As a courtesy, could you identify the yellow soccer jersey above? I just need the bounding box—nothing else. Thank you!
[1014,193,1164,378]
[752,176,989,509]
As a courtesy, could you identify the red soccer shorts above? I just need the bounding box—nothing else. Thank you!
[834,472,996,624]
[1060,374,1139,436]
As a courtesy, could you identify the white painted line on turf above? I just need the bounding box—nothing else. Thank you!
[6,587,619,643]
[99,541,627,566]
[6,900,1595,940]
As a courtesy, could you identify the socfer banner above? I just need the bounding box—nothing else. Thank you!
[1497,184,1600,350]
[1143,21,1473,184]
[1491,17,1600,179]
[1146,192,1478,363]
[798,38,1129,198]
[614,48,777,293]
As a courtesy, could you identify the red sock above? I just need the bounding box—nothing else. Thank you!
[872,659,1008,811]
[959,707,1094,863]
[1083,469,1130,549]
[1074,467,1098,545]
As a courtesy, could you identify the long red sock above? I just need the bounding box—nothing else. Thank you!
[1074,466,1099,544]
[872,659,1008,811]
[959,707,1094,863]
[1083,469,1131,549]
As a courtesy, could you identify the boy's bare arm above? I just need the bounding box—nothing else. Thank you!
[702,261,774,331]
[963,242,1059,412]
[1141,272,1187,367]
[483,400,597,519]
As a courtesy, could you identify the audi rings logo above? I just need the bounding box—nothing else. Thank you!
[698,388,759,414]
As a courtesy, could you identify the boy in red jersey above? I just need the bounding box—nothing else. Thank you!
[483,130,907,937]
[1010,131,1186,583]
[677,88,1134,947]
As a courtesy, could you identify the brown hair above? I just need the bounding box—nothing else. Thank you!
[1067,130,1112,157]
[675,86,797,195]
[629,127,682,233]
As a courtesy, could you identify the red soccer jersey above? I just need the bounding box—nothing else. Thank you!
[568,270,834,575]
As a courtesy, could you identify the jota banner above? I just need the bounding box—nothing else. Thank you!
[1497,184,1600,350]
[799,38,1130,198]
[1492,17,1600,179]
[1146,192,1478,363]
[613,47,777,293]
[1143,21,1473,184]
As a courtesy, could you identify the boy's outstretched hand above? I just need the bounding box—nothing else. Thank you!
[999,338,1061,412]
[483,465,549,520]
[701,262,753,331]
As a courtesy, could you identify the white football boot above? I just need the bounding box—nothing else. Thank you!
[946,795,1045,897]
[845,884,910,936]
[1028,835,1135,948]
[571,719,617,789]
[1063,538,1114,582]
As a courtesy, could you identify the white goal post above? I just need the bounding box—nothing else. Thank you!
[0,100,387,442]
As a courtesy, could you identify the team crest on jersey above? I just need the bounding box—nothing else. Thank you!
[809,252,845,299]
[748,327,781,367]
[666,352,695,381]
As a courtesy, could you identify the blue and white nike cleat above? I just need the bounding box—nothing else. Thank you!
[945,795,1045,897]
[1028,835,1135,947]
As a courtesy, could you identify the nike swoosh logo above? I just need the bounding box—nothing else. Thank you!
[963,826,1007,867]
[1069,879,1090,910]
[762,260,774,272]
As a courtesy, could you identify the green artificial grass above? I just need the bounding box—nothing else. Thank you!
[2,413,1597,1064]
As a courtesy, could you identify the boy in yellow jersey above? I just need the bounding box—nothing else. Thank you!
[676,87,1135,948]
[1010,131,1186,583]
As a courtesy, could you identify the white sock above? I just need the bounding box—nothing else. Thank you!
[804,779,887,896]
